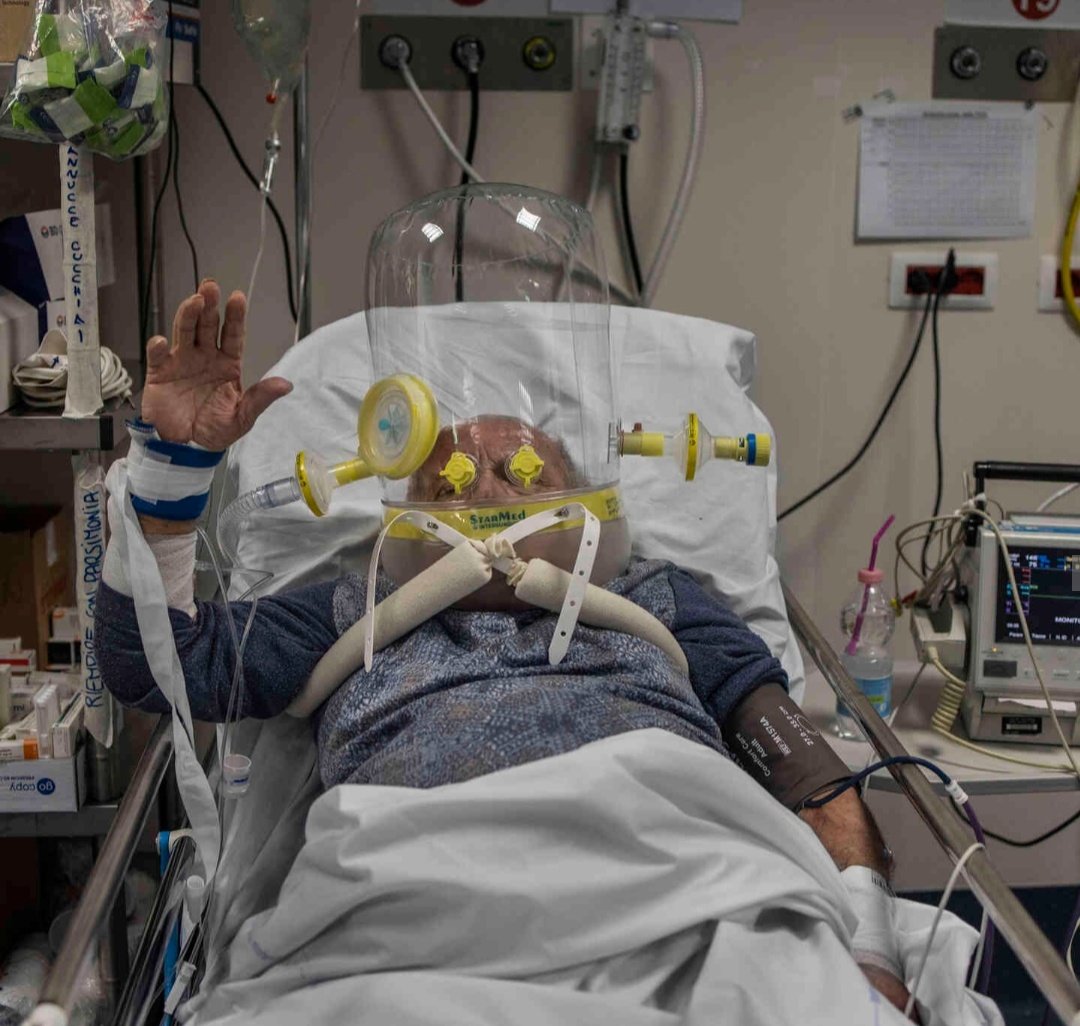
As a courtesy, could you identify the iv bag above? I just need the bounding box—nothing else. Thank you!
[231,0,312,97]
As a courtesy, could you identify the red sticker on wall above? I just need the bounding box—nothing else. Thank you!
[1012,0,1061,19]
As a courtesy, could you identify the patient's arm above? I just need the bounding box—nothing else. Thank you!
[97,523,341,720]
[797,786,889,874]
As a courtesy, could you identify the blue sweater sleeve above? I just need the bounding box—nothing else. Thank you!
[668,567,788,728]
[96,578,341,721]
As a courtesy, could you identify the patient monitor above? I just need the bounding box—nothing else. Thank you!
[959,515,1080,745]
[910,500,1080,746]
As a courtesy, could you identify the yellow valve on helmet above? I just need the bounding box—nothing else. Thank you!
[713,433,771,467]
[506,444,545,488]
[439,451,478,495]
[619,416,771,482]
[295,374,441,517]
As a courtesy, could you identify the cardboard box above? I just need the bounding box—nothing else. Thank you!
[0,507,74,669]
[0,649,35,672]
[50,607,81,642]
[0,742,86,812]
[0,286,39,412]
[0,204,116,311]
[0,0,33,64]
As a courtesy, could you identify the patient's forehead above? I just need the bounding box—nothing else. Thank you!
[410,415,572,493]
[428,416,562,459]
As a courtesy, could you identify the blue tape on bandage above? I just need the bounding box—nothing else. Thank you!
[144,437,224,468]
[126,421,221,519]
[131,492,211,521]
[745,434,756,466]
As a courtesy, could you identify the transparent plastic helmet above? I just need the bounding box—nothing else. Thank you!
[366,182,629,606]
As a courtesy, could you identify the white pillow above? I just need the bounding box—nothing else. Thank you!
[226,305,804,699]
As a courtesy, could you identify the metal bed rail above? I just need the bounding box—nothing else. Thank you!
[24,716,173,1026]
[782,580,1080,1026]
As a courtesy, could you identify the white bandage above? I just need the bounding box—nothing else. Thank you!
[124,421,223,521]
[840,865,903,981]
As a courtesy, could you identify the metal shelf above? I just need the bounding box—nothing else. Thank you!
[0,802,119,838]
[0,392,138,452]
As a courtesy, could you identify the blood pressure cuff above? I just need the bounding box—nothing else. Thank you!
[721,683,851,811]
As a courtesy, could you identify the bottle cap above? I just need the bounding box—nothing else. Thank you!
[222,753,252,796]
[858,567,884,584]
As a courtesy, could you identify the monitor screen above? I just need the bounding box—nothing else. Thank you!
[995,545,1080,647]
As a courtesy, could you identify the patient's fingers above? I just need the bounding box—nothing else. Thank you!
[195,279,221,348]
[172,294,204,352]
[220,290,247,358]
[236,377,292,433]
[146,335,169,369]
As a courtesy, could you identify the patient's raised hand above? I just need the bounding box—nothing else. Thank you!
[142,280,292,449]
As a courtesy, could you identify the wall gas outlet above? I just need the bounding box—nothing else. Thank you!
[888,251,998,309]
[361,15,574,91]
[1038,254,1080,312]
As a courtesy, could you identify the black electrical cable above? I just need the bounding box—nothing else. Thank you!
[618,149,645,297]
[455,69,480,303]
[171,105,200,289]
[194,81,298,323]
[139,0,176,342]
[983,807,1080,848]
[921,249,956,575]
[778,287,935,522]
[460,70,479,187]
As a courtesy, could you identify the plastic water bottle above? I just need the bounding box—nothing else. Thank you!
[834,567,896,740]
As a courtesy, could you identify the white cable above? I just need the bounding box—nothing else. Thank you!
[314,0,362,158]
[246,190,269,315]
[904,841,985,1020]
[968,907,989,990]
[1068,912,1080,979]
[290,0,364,348]
[12,345,132,408]
[640,22,706,308]
[397,61,484,183]
[583,143,604,213]
[1036,482,1079,512]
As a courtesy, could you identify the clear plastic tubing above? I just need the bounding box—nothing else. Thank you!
[216,476,301,567]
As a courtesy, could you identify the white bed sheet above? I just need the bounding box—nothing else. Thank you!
[190,730,1000,1026]
[226,303,803,699]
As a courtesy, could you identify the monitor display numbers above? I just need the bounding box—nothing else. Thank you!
[996,545,1080,646]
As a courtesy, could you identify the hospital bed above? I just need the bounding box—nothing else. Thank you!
[23,306,1080,1026]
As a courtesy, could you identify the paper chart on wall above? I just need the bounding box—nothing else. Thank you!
[857,102,1037,240]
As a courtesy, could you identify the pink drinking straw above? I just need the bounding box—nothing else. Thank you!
[845,514,895,656]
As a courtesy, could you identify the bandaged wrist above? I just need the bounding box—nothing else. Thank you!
[125,420,223,521]
[840,865,903,981]
[722,683,851,810]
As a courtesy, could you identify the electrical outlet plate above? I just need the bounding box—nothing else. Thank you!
[360,14,574,91]
[1037,254,1080,312]
[888,250,998,309]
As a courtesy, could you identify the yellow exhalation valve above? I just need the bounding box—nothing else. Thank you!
[439,451,478,495]
[296,374,441,516]
[620,415,771,482]
[506,444,545,487]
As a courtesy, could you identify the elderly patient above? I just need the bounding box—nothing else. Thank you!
[97,281,917,1018]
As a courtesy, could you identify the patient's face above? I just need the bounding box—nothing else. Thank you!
[408,416,574,503]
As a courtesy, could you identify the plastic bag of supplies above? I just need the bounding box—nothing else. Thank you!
[0,0,168,160]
